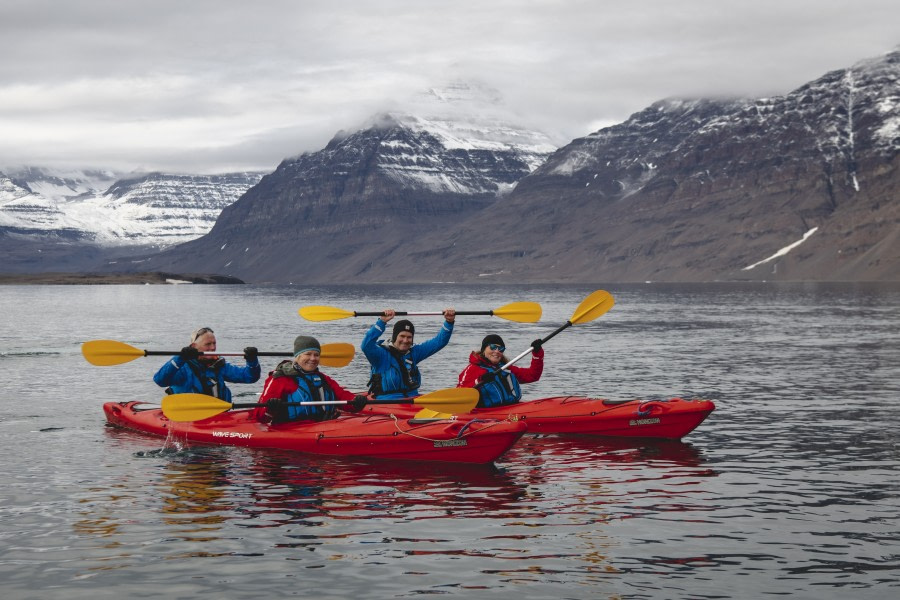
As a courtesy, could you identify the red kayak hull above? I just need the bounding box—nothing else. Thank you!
[103,401,526,464]
[363,396,715,440]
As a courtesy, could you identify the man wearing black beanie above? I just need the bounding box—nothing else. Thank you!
[361,307,456,399]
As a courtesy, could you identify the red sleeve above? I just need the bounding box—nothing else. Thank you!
[458,363,486,388]
[508,349,543,384]
[321,373,357,401]
[258,375,291,403]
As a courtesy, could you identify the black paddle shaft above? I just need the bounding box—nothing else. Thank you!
[144,350,292,357]
[540,321,573,345]
[351,311,492,317]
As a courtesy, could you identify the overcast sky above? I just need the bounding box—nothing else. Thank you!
[2,0,898,175]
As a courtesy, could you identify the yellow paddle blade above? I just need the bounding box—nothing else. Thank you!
[81,339,144,366]
[298,305,356,321]
[492,301,542,323]
[161,393,233,422]
[319,342,355,367]
[570,290,615,325]
[413,387,479,414]
[413,408,454,419]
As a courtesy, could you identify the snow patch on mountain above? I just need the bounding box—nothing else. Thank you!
[361,82,558,195]
[743,228,819,271]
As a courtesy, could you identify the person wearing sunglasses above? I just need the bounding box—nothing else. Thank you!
[153,327,261,403]
[457,334,544,408]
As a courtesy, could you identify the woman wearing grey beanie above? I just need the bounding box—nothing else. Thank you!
[255,335,367,423]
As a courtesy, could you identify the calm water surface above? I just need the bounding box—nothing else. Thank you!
[0,282,898,599]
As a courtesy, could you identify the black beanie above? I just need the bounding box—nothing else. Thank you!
[480,334,505,352]
[392,319,415,341]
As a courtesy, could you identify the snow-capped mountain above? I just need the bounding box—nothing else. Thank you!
[5,166,120,200]
[10,50,900,282]
[0,168,265,274]
[145,49,899,283]
[0,169,264,247]
[119,82,559,281]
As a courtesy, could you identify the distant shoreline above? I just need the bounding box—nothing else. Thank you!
[0,272,245,285]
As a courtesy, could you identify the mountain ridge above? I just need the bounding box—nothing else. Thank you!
[4,52,899,282]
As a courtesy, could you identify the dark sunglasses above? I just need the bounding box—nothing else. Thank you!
[191,327,214,342]
[487,343,505,352]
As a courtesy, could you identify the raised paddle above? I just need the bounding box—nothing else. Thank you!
[81,339,356,368]
[497,289,615,372]
[299,301,542,323]
[161,388,480,422]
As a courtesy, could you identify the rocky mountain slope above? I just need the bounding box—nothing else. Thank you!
[447,49,899,283]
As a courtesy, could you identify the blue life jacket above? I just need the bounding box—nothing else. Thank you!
[367,342,421,398]
[154,357,260,403]
[283,371,338,421]
[477,364,522,408]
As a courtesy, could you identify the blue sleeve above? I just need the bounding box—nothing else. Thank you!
[411,320,454,362]
[153,356,187,388]
[361,319,391,370]
[221,360,261,384]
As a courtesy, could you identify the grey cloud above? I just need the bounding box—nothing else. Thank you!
[1,0,898,173]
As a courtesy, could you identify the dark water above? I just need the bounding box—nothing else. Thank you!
[1,282,898,599]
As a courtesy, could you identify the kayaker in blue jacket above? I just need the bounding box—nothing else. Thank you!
[153,327,261,403]
[361,308,455,399]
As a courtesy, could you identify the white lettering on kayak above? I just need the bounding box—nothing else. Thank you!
[433,439,468,448]
[629,417,661,426]
[212,431,253,439]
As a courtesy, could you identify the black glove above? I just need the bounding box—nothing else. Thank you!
[243,346,258,362]
[479,370,497,385]
[265,397,287,423]
[531,339,543,353]
[179,346,200,361]
[349,394,368,411]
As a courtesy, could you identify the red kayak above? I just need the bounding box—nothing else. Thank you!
[363,396,715,440]
[103,401,526,464]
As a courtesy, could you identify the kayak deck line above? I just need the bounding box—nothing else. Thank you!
[362,396,715,440]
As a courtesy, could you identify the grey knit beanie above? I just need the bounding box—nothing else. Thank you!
[293,335,321,357]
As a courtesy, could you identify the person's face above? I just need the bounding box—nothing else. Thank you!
[482,343,504,365]
[294,350,320,372]
[192,332,217,353]
[393,331,413,352]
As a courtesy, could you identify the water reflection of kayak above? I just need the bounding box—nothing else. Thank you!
[509,434,709,469]
[103,401,526,464]
[363,396,715,440]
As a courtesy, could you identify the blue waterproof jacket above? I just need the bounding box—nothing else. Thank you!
[153,356,261,403]
[361,318,453,399]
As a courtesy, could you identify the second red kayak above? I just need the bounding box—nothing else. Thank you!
[363,396,715,439]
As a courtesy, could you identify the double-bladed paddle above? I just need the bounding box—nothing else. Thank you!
[161,388,480,422]
[298,301,542,323]
[81,339,356,368]
[496,289,615,373]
